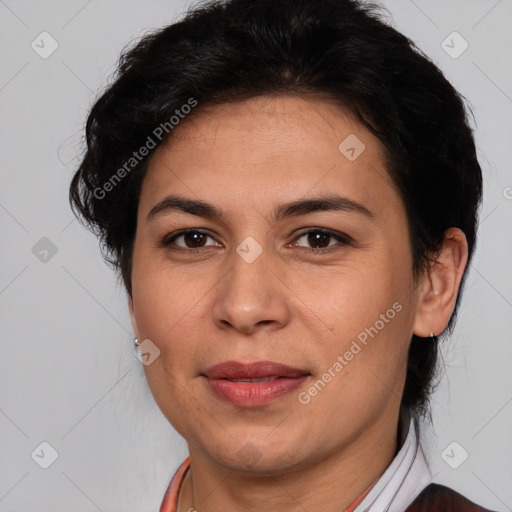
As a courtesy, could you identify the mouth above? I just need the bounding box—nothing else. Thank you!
[225,377,282,382]
[202,360,310,379]
[201,360,311,406]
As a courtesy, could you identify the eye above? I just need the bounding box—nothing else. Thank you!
[160,228,353,253]
[290,228,353,252]
[160,229,220,250]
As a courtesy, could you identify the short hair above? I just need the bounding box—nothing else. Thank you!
[69,0,483,420]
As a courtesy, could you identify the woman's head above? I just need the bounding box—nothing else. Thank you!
[69,0,482,458]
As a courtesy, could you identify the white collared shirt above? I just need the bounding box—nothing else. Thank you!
[354,411,433,512]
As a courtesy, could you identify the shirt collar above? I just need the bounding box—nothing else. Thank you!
[353,408,432,512]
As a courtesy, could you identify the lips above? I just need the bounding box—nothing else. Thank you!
[201,360,310,407]
[202,360,309,380]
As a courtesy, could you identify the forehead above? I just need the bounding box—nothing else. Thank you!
[140,94,398,222]
[164,94,374,157]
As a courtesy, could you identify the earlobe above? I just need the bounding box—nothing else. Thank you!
[412,227,468,338]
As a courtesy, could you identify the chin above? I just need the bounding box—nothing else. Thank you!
[203,435,314,475]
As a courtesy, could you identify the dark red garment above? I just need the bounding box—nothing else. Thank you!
[406,483,497,512]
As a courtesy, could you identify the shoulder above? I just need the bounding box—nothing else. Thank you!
[406,483,498,512]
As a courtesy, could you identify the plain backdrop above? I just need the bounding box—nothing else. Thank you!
[1,0,511,510]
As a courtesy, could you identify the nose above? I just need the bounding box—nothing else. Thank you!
[211,247,291,335]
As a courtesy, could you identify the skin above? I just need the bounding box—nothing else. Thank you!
[128,94,468,512]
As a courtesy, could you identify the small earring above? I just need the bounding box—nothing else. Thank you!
[430,331,435,341]
[134,337,140,347]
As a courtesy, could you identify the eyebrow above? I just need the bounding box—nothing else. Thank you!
[146,194,375,223]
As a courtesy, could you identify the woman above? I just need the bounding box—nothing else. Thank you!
[69,0,493,510]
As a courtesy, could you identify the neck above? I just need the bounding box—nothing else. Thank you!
[177,408,402,512]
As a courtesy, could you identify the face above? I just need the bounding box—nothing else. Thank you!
[129,95,424,474]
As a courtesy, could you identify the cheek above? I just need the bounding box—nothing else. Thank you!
[306,251,413,395]
[297,302,411,433]
[131,244,209,334]
[130,251,226,408]
[318,258,400,335]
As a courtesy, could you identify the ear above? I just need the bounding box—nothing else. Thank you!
[412,227,469,337]
[128,296,140,339]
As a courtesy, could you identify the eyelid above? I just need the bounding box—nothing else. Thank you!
[160,227,353,252]
[159,228,219,249]
[290,227,354,247]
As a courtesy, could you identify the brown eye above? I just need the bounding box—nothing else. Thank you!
[161,230,219,250]
[293,229,352,251]
[180,232,208,248]
[305,231,332,248]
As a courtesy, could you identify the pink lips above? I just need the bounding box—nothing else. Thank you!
[202,360,310,407]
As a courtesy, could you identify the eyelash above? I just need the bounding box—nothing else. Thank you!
[159,228,354,254]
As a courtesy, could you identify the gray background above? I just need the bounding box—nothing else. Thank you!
[1,0,511,510]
